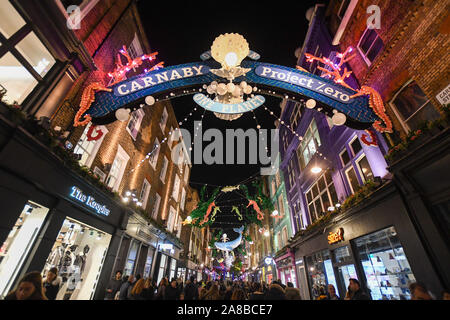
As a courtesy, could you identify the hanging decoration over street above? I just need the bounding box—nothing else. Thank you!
[302,47,393,145]
[214,226,244,252]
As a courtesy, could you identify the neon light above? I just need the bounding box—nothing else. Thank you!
[70,186,110,216]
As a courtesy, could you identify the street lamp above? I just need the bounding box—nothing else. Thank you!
[311,166,322,174]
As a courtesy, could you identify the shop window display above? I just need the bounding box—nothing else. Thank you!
[42,218,111,300]
[306,250,338,299]
[124,240,139,276]
[0,201,49,298]
[353,226,416,300]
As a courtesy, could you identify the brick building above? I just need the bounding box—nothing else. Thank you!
[0,0,200,299]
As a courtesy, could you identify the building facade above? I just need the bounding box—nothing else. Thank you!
[0,0,199,299]
[280,1,450,300]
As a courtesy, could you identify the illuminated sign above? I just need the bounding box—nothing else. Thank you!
[264,257,273,265]
[193,93,265,114]
[327,228,344,244]
[69,186,110,216]
[113,65,210,96]
[255,65,352,103]
[159,243,175,254]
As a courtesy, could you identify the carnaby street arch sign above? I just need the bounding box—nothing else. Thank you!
[85,60,377,130]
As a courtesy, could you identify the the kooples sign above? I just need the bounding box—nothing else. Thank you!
[255,65,352,103]
[327,228,344,244]
[114,65,210,96]
[70,186,110,216]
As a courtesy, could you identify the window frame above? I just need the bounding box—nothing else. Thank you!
[160,156,169,182]
[345,165,359,194]
[348,135,362,157]
[159,107,168,132]
[296,118,321,169]
[126,108,145,140]
[151,192,161,220]
[339,148,351,167]
[140,178,151,209]
[357,27,383,66]
[105,144,130,192]
[149,137,160,169]
[73,123,108,167]
[172,174,181,201]
[305,172,336,223]
[337,0,351,20]
[389,79,435,133]
[355,153,374,184]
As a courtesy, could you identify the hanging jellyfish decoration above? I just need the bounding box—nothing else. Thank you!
[302,47,393,147]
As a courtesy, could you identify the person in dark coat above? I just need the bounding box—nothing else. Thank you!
[164,278,180,300]
[348,278,370,300]
[265,283,286,300]
[43,267,61,300]
[141,278,155,300]
[118,274,134,300]
[184,276,199,300]
[105,270,122,300]
[249,282,265,300]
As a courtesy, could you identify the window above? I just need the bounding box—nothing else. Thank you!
[271,179,277,196]
[180,188,186,211]
[390,80,441,132]
[93,167,106,182]
[73,123,108,167]
[357,28,384,65]
[305,171,338,223]
[349,136,363,156]
[167,206,176,232]
[168,126,174,148]
[127,33,143,59]
[306,250,338,300]
[297,119,321,169]
[151,193,161,219]
[149,138,160,169]
[339,148,351,167]
[354,226,416,300]
[290,103,302,130]
[337,0,351,20]
[345,166,360,194]
[293,201,304,230]
[184,165,189,184]
[126,108,145,140]
[172,175,180,201]
[160,156,168,182]
[105,145,130,192]
[282,226,288,247]
[288,159,296,189]
[278,194,285,218]
[276,232,281,251]
[140,179,151,209]
[159,107,168,132]
[282,130,289,151]
[0,3,56,105]
[356,154,374,183]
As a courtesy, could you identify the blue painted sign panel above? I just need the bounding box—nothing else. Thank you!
[87,61,378,129]
[193,94,265,114]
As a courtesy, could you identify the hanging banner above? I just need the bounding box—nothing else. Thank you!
[193,93,265,114]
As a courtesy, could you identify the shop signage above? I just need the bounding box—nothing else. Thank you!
[69,186,110,216]
[159,243,175,254]
[436,83,450,105]
[114,65,210,96]
[255,65,352,103]
[264,257,273,265]
[327,228,344,244]
[193,93,265,114]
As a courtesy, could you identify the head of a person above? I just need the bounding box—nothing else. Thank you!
[409,282,432,300]
[13,271,46,300]
[135,274,141,281]
[328,284,337,296]
[442,290,450,300]
[206,281,212,291]
[348,278,360,293]
[128,274,135,283]
[231,288,245,300]
[253,282,261,292]
[160,277,168,287]
[144,278,152,288]
[115,270,123,280]
[171,279,177,288]
[287,282,294,288]
[131,279,145,296]
[189,275,195,283]
[46,267,58,282]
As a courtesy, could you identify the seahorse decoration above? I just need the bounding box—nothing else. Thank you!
[200,201,216,226]
[74,82,111,127]
[247,200,264,221]
[232,206,243,221]
[210,206,221,223]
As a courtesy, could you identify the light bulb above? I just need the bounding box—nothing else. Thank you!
[271,210,278,217]
[311,166,322,174]
[225,52,238,67]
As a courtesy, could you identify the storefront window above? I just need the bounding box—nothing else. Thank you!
[143,247,154,279]
[15,32,55,77]
[42,217,111,300]
[0,1,26,38]
[157,254,167,285]
[306,249,338,299]
[124,240,139,276]
[169,258,176,280]
[353,226,416,300]
[0,201,49,298]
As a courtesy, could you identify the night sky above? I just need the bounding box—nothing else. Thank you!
[136,1,328,217]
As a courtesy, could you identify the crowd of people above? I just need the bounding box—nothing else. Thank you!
[3,268,450,301]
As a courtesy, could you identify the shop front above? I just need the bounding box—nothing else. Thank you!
[261,256,276,285]
[275,249,297,287]
[292,182,439,300]
[153,240,181,284]
[0,123,128,300]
